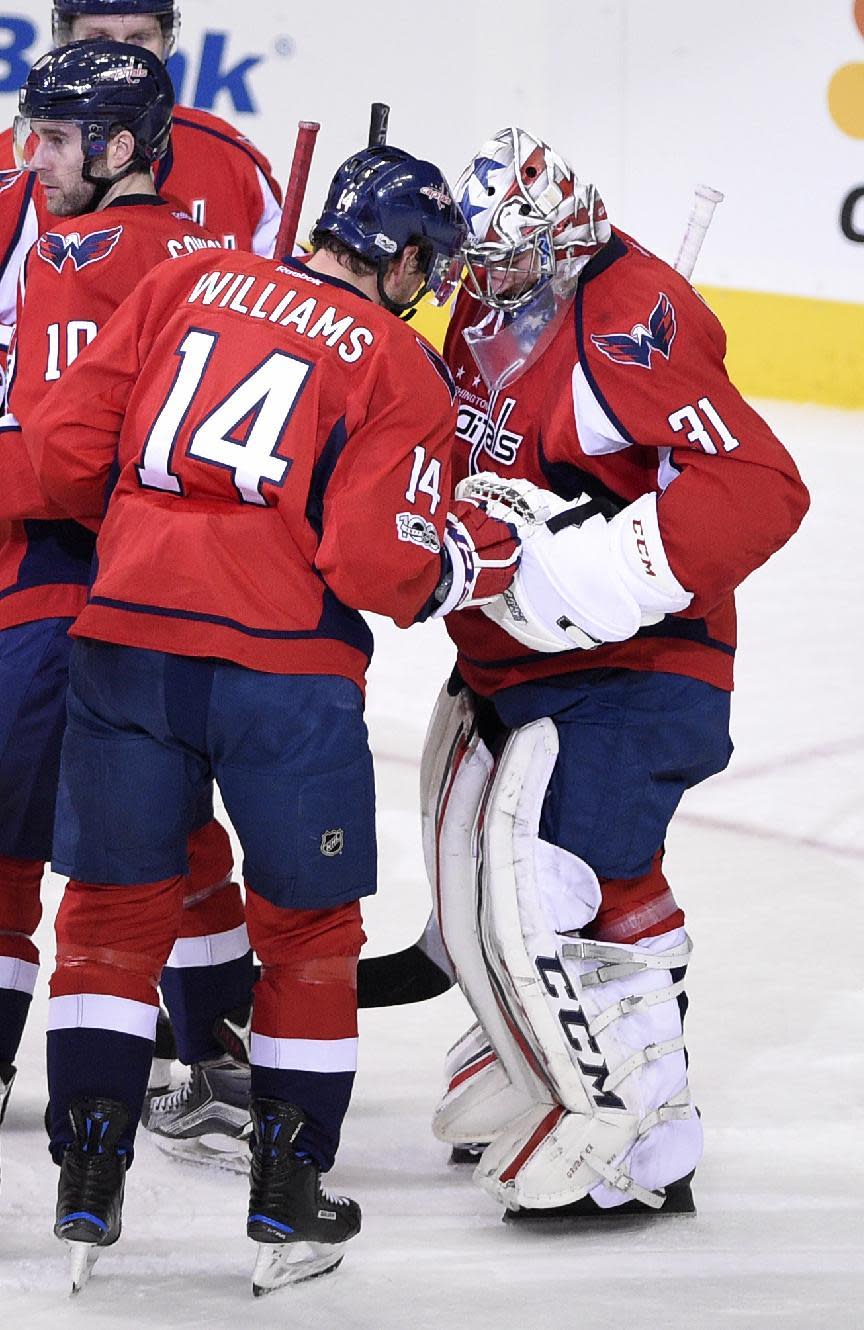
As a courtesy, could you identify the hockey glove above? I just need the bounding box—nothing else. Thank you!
[432,499,521,617]
[455,474,693,653]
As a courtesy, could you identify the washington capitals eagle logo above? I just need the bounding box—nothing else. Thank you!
[590,293,677,369]
[38,226,124,274]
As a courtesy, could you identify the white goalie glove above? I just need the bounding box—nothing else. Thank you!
[454,473,694,653]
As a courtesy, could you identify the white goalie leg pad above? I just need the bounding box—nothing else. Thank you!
[561,927,703,1208]
[472,719,700,1209]
[476,926,702,1210]
[433,1022,536,1147]
[476,718,608,1114]
[420,684,550,1118]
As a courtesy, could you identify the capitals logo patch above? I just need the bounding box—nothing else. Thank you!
[590,293,677,369]
[38,226,124,274]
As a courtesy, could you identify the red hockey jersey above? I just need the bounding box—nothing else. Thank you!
[24,253,458,686]
[444,230,809,694]
[0,103,282,256]
[0,196,221,630]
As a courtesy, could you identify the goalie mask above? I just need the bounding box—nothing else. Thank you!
[52,1,181,58]
[456,127,612,312]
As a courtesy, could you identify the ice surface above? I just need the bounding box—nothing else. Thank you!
[1,401,862,1327]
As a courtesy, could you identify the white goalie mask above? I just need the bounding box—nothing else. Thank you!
[455,127,612,313]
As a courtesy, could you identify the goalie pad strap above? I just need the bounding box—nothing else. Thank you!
[603,1035,686,1094]
[638,1088,694,1136]
[580,1144,666,1209]
[588,974,688,1036]
[564,934,693,980]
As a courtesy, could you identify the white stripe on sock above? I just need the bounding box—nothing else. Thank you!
[0,955,38,996]
[164,923,250,969]
[250,1033,358,1074]
[48,993,158,1040]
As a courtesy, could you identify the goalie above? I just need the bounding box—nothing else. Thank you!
[423,127,810,1217]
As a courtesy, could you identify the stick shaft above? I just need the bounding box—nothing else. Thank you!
[368,102,390,148]
[275,120,320,260]
[674,184,724,280]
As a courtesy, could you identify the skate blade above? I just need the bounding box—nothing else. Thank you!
[251,1242,345,1296]
[67,1241,100,1295]
[149,1131,251,1174]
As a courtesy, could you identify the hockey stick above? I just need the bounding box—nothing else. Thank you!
[674,184,724,281]
[368,101,390,148]
[274,120,320,261]
[356,182,725,1010]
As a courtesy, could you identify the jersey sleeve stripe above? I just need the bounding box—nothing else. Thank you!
[574,232,636,446]
[0,171,36,275]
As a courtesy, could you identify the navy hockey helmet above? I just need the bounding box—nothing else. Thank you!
[16,39,174,172]
[313,146,467,315]
[52,1,180,58]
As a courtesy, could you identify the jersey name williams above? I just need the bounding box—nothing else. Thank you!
[186,268,375,364]
[456,391,524,466]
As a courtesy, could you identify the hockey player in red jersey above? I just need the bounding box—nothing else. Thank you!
[0,41,260,1184]
[0,2,282,255]
[23,144,518,1292]
[421,128,810,1218]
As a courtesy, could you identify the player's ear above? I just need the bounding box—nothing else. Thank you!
[106,128,137,174]
[386,245,420,282]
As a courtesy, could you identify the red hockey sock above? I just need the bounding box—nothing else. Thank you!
[586,850,685,944]
[52,874,186,1004]
[0,855,44,966]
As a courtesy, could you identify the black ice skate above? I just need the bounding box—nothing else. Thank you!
[141,1053,251,1172]
[0,1061,16,1187]
[247,1099,361,1296]
[54,1098,128,1293]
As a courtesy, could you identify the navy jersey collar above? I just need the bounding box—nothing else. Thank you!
[280,255,372,303]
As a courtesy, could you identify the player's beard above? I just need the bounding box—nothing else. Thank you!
[43,174,99,218]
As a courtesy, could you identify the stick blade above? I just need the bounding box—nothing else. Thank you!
[357,943,455,1008]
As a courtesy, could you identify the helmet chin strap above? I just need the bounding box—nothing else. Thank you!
[376,266,430,319]
[376,244,439,319]
[81,154,141,212]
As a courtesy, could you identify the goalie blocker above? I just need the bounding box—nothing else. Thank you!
[422,681,704,1214]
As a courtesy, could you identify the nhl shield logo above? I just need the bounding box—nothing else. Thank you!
[320,829,344,857]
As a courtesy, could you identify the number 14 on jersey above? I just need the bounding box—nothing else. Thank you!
[137,328,312,505]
